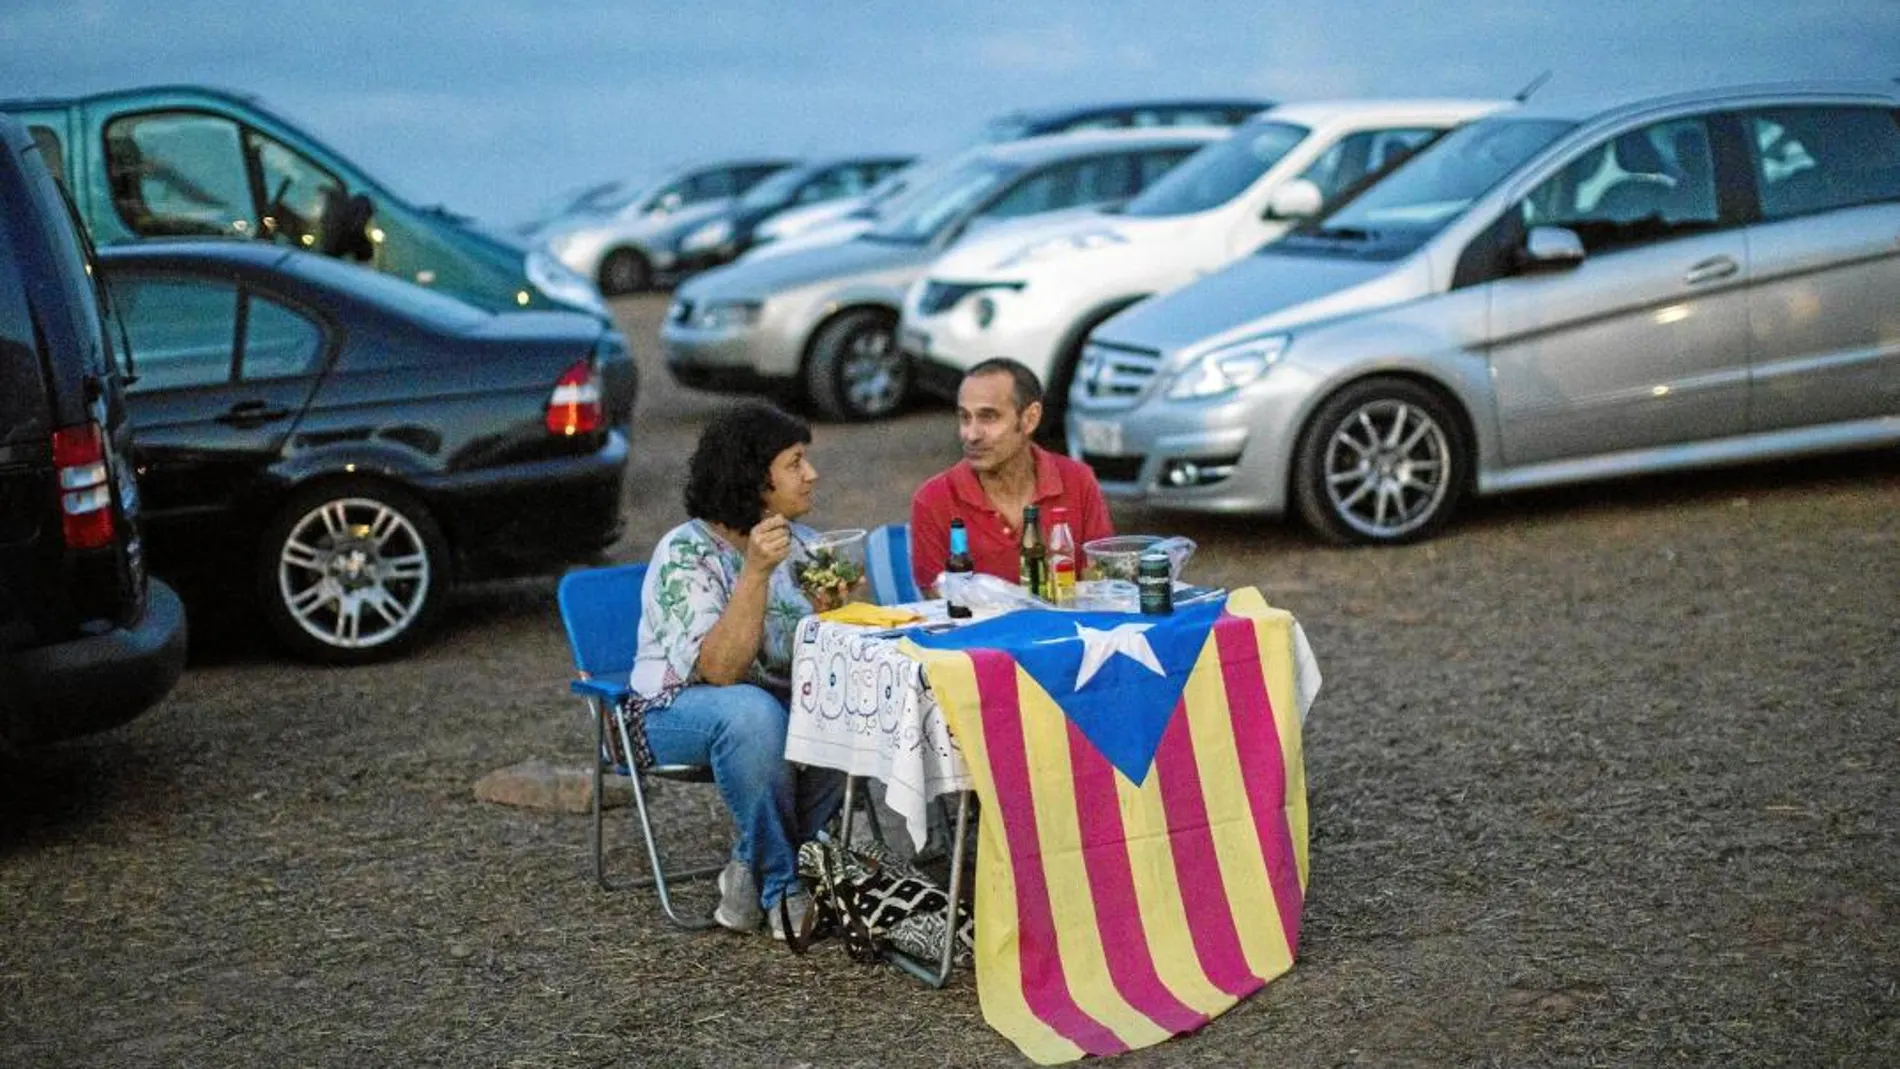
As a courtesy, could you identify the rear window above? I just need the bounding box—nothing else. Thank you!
[1743,105,1900,220]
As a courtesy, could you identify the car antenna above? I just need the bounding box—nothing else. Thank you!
[1513,70,1553,103]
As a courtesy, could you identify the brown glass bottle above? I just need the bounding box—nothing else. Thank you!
[1018,504,1047,600]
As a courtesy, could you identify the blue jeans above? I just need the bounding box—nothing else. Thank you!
[642,683,845,907]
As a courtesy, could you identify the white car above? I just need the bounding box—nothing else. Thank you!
[899,99,1509,427]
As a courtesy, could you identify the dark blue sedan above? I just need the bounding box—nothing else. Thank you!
[98,241,637,663]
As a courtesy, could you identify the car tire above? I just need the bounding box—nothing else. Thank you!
[598,248,651,296]
[1292,377,1469,546]
[256,479,450,663]
[804,308,908,421]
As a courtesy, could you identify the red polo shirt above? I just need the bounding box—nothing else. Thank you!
[909,445,1115,592]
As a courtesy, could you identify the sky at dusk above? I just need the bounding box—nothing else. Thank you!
[3,1,1895,227]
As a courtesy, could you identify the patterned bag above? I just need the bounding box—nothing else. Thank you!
[790,837,973,966]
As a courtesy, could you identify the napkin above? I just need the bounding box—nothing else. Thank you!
[818,603,924,627]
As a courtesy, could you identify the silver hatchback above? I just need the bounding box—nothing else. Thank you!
[1067,81,1900,543]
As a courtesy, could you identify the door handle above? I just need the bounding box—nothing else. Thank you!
[1683,256,1739,285]
[215,400,291,428]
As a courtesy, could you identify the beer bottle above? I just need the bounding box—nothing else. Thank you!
[945,518,974,619]
[1046,506,1077,606]
[1018,504,1047,600]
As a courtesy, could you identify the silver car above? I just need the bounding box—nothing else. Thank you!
[539,158,795,294]
[1067,81,1900,544]
[660,128,1223,419]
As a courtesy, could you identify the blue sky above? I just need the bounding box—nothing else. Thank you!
[3,1,1895,226]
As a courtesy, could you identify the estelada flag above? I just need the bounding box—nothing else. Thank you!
[905,588,1310,1064]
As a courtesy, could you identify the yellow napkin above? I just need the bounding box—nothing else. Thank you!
[818,603,924,627]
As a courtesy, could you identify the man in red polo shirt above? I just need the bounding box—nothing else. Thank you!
[910,357,1114,593]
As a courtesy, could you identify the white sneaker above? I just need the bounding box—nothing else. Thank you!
[770,894,814,942]
[713,860,763,933]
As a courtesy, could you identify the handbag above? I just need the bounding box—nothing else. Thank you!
[787,836,973,966]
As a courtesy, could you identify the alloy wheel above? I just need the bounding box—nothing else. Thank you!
[1320,398,1453,541]
[276,496,433,650]
[841,324,903,416]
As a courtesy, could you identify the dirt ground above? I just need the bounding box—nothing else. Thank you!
[3,294,1896,1068]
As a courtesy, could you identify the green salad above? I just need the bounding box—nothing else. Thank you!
[794,547,862,599]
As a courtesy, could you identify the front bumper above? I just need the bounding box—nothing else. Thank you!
[7,579,189,745]
[660,302,808,386]
[901,285,1069,388]
[419,429,631,578]
[1064,367,1323,516]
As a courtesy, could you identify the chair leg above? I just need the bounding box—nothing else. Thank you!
[612,705,718,929]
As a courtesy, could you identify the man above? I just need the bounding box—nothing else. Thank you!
[910,357,1114,593]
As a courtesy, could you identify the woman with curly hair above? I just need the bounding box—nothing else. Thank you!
[624,401,848,939]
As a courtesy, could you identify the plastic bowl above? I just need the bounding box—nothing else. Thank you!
[796,528,867,592]
[1081,535,1196,582]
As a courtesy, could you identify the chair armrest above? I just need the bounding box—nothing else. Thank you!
[570,678,631,703]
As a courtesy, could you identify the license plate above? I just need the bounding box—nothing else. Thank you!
[1075,418,1123,455]
[900,329,930,356]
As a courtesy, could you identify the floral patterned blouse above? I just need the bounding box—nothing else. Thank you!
[625,518,817,715]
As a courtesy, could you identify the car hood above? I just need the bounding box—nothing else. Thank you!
[928,208,1176,278]
[1092,248,1427,356]
[550,199,728,245]
[758,197,865,239]
[741,217,876,261]
[681,238,924,301]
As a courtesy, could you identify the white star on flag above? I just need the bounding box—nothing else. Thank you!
[1072,622,1166,690]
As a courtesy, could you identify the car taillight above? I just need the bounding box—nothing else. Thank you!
[52,421,114,550]
[546,359,604,436]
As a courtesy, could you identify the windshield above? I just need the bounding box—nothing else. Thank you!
[739,166,813,209]
[1308,118,1576,247]
[1122,121,1309,217]
[864,160,1015,244]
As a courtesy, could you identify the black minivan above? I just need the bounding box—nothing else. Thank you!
[0,113,186,747]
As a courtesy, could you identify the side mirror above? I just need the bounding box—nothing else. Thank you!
[319,191,376,261]
[1264,178,1323,220]
[654,191,684,215]
[1518,225,1585,271]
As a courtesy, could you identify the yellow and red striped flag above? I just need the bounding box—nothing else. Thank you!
[906,588,1309,1063]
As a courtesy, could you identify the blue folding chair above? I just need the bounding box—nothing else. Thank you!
[865,522,922,606]
[557,562,721,927]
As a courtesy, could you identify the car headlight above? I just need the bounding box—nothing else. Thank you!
[997,229,1127,269]
[1166,335,1288,400]
[694,299,763,330]
[525,249,608,317]
[682,218,734,253]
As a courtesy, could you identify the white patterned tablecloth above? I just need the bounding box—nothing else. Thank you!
[785,606,970,849]
[785,599,1325,850]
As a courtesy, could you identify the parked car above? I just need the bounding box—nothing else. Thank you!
[1066,81,1900,544]
[0,84,608,318]
[0,113,186,746]
[981,98,1273,142]
[746,99,1274,262]
[662,128,1224,421]
[532,157,797,290]
[901,98,1506,435]
[95,242,637,661]
[672,155,916,273]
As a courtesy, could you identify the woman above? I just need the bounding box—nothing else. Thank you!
[623,401,846,939]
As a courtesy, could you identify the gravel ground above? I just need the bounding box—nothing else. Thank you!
[3,294,1896,1068]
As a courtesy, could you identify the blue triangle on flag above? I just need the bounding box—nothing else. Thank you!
[907,600,1223,782]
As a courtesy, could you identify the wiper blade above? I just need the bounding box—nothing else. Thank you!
[1307,225,1377,241]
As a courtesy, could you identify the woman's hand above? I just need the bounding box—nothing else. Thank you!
[745,513,793,576]
[806,575,867,614]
